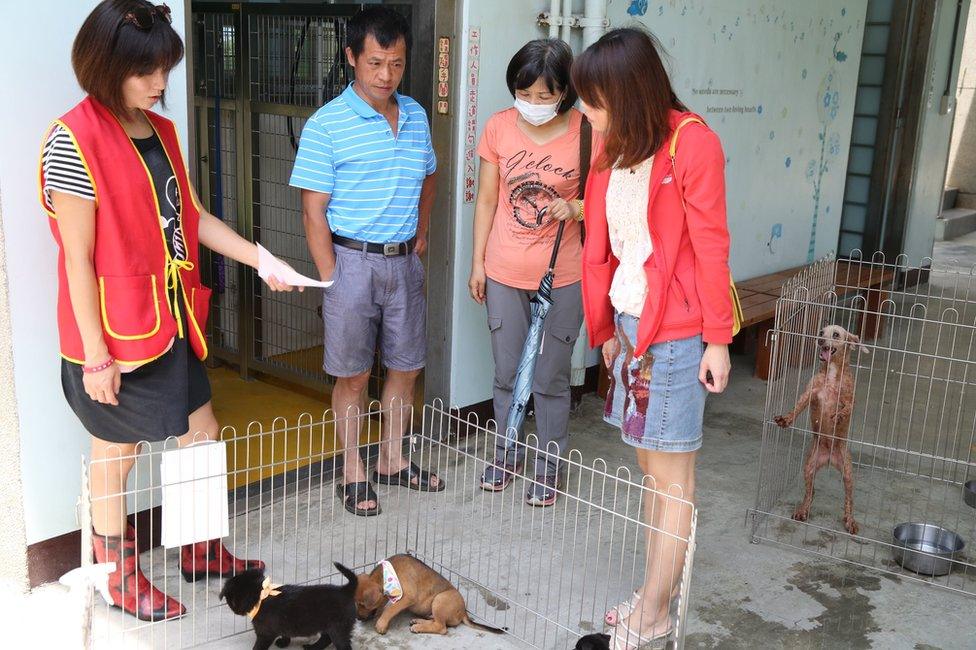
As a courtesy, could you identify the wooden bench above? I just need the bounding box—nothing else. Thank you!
[736,261,896,379]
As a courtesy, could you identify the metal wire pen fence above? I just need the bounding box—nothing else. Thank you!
[749,252,976,598]
[81,401,697,649]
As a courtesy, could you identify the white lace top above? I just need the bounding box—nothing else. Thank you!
[607,156,655,317]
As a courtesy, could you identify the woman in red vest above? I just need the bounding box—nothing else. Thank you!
[572,29,733,649]
[40,1,296,621]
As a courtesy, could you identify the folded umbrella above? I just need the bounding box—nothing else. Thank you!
[503,219,567,452]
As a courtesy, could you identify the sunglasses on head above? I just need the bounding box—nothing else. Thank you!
[123,3,172,30]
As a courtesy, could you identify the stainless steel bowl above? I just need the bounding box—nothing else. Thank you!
[892,523,966,576]
[965,480,976,509]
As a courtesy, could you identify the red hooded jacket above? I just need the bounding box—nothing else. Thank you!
[581,110,733,357]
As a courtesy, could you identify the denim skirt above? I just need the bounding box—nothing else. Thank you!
[604,312,706,452]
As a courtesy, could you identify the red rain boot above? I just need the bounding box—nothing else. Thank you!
[92,529,186,622]
[179,538,265,582]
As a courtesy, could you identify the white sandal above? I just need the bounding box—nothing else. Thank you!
[605,590,641,627]
[606,590,681,627]
[609,620,674,650]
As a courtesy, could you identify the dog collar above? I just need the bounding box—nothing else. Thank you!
[246,577,282,620]
[380,560,403,603]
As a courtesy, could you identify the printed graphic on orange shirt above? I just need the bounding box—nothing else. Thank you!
[508,177,559,230]
[503,148,577,234]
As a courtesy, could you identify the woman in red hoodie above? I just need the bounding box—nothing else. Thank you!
[572,28,733,649]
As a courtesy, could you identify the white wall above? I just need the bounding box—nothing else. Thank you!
[0,1,190,544]
[449,0,868,407]
[0,195,29,591]
[449,2,549,408]
[903,0,972,263]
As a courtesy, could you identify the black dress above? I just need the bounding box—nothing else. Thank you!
[60,133,212,444]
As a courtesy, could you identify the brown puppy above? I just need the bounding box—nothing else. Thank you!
[775,324,867,535]
[355,554,506,636]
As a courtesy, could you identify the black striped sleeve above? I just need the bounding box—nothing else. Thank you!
[42,125,95,210]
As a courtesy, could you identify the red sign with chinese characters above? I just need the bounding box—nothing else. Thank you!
[436,36,451,115]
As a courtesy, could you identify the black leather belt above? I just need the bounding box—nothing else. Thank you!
[332,234,414,256]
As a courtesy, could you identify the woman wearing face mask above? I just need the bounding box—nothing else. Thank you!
[469,38,587,506]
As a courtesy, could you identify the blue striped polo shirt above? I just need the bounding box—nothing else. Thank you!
[289,83,437,243]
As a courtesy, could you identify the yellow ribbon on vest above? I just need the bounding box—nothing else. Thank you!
[164,258,195,339]
[669,117,743,338]
[246,577,282,620]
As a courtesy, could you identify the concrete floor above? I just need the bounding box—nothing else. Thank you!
[932,229,976,268]
[14,234,976,650]
[76,364,973,650]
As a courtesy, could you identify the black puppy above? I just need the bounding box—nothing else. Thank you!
[219,563,357,650]
[574,633,610,649]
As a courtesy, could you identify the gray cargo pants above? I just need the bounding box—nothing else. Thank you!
[485,278,584,478]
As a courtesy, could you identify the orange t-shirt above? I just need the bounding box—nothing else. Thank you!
[476,108,584,290]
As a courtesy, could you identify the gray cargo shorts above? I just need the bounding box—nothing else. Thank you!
[322,244,427,377]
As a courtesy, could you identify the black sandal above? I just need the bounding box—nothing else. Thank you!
[373,462,446,492]
[335,481,381,517]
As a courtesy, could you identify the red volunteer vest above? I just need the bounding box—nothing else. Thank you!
[39,96,211,365]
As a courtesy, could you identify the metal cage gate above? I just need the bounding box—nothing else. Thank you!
[749,253,976,598]
[191,2,411,395]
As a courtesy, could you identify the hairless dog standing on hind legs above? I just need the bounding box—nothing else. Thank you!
[775,324,868,535]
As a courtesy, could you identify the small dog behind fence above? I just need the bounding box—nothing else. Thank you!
[774,324,868,535]
[353,553,508,636]
[220,563,357,650]
[81,401,697,649]
[753,253,976,598]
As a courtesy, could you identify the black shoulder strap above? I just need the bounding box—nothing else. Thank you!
[579,115,592,198]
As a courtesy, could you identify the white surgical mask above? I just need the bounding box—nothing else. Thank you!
[514,96,560,126]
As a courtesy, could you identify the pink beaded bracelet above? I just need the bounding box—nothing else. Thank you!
[82,358,116,374]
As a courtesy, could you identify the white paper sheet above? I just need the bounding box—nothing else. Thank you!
[258,243,333,288]
[160,441,230,548]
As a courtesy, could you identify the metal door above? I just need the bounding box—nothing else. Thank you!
[191,2,413,395]
[837,0,937,258]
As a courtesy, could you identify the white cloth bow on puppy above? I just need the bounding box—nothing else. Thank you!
[380,560,403,603]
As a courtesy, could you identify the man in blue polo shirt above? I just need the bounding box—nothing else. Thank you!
[290,6,440,516]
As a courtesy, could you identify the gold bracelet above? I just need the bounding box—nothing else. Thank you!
[575,199,585,221]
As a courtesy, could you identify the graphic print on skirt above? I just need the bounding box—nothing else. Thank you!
[605,328,654,438]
